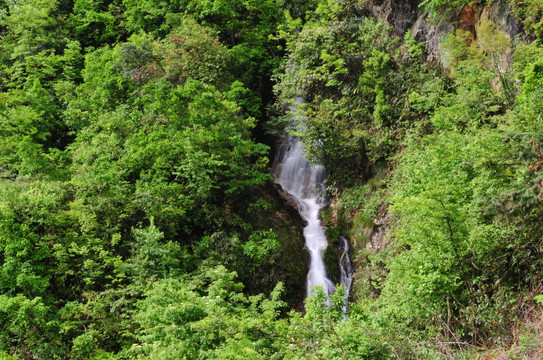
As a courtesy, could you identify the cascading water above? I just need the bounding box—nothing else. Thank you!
[274,135,335,297]
[338,235,353,311]
[339,236,353,295]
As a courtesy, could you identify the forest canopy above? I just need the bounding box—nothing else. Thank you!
[1,0,543,359]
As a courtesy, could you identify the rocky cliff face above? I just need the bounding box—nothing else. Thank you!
[222,181,308,308]
[367,0,524,63]
[366,0,420,36]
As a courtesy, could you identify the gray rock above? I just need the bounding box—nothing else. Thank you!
[365,0,527,65]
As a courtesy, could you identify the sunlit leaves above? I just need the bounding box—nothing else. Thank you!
[0,0,289,358]
[418,0,471,17]
[131,267,287,359]
[274,12,420,187]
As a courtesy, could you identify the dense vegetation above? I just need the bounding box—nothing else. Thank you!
[275,0,543,357]
[1,0,542,359]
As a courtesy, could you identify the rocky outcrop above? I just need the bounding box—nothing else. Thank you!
[364,209,390,252]
[366,0,525,64]
[366,0,420,36]
[229,181,308,308]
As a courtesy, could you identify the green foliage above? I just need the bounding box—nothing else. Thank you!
[242,229,280,266]
[0,294,65,359]
[68,0,120,47]
[367,19,543,350]
[508,0,543,40]
[121,0,284,89]
[0,0,289,357]
[69,39,271,236]
[514,44,543,115]
[385,132,512,332]
[274,7,434,188]
[288,3,543,356]
[435,23,513,130]
[419,0,472,17]
[156,17,231,87]
[403,29,425,59]
[1,0,543,358]
[131,267,288,359]
[125,220,189,286]
[284,286,395,359]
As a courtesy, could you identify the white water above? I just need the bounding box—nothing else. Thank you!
[338,235,353,311]
[274,136,335,297]
[339,236,353,294]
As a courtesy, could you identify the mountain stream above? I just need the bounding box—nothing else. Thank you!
[273,134,336,297]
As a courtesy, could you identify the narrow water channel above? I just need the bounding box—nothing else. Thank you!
[273,135,335,297]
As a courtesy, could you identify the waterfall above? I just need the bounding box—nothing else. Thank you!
[274,135,335,297]
[338,235,353,310]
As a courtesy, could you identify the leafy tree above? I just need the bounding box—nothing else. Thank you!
[508,0,543,40]
[121,0,284,91]
[418,0,471,17]
[68,0,121,47]
[274,9,432,188]
[130,267,287,359]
